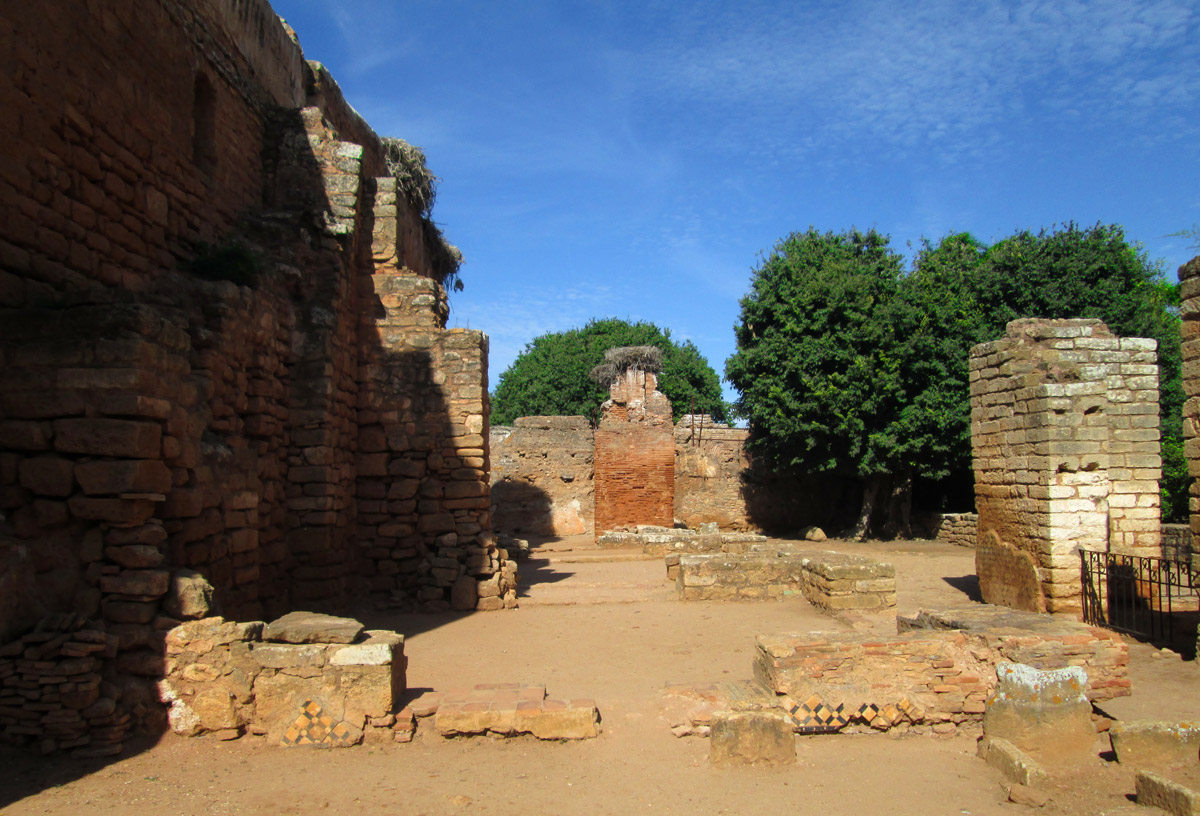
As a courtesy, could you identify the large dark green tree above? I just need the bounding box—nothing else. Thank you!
[491,318,727,425]
[724,228,908,537]
[727,223,1184,538]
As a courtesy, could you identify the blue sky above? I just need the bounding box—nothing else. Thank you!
[271,0,1199,403]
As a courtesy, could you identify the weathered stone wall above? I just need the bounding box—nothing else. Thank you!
[1179,257,1200,575]
[927,513,979,547]
[675,549,896,611]
[0,0,498,752]
[490,417,593,536]
[970,319,1161,614]
[593,370,674,534]
[488,412,829,537]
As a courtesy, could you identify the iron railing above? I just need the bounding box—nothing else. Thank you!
[1080,549,1199,655]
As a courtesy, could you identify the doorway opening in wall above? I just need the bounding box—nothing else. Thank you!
[1080,549,1199,659]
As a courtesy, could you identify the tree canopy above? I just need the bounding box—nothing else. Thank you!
[491,318,727,425]
[726,223,1183,536]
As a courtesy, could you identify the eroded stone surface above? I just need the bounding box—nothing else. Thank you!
[263,612,364,644]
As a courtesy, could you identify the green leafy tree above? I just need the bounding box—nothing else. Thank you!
[491,318,727,425]
[725,228,908,537]
[728,223,1185,537]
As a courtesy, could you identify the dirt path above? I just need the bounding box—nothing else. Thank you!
[2,537,1196,815]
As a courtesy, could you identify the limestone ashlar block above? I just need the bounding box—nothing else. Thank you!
[977,736,1049,787]
[1137,771,1200,816]
[1110,721,1200,769]
[709,710,795,766]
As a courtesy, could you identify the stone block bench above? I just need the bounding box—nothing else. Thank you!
[752,606,1129,737]
[674,549,896,612]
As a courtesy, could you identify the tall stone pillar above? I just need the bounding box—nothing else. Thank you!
[970,319,1160,614]
[593,364,675,536]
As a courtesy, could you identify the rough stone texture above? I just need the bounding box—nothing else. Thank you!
[163,569,216,620]
[978,736,1050,788]
[431,684,600,740]
[970,319,1162,615]
[490,417,593,536]
[263,612,364,644]
[675,548,896,611]
[596,525,766,555]
[1137,771,1200,816]
[160,616,404,745]
[983,662,1096,766]
[928,513,979,548]
[593,370,675,534]
[1110,721,1200,769]
[0,615,126,757]
[0,0,503,751]
[1161,524,1195,563]
[709,709,796,766]
[754,606,1128,736]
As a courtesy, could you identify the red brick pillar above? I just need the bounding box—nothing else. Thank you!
[592,369,674,535]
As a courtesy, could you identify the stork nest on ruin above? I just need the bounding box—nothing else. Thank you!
[382,137,437,217]
[589,345,663,385]
[382,137,463,291]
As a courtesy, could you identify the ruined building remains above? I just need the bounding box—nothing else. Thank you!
[0,0,508,753]
[1181,257,1200,574]
[970,319,1161,614]
[593,365,676,533]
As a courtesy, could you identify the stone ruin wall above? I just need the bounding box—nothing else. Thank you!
[0,0,504,753]
[592,370,675,533]
[969,319,1161,615]
[490,416,593,536]
[1180,257,1200,574]
[490,413,824,538]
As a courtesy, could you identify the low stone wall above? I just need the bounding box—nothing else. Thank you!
[930,513,979,547]
[1161,524,1194,563]
[753,606,1129,737]
[675,549,895,611]
[0,614,127,757]
[159,613,405,746]
[597,524,765,554]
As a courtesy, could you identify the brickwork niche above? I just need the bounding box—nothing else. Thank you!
[969,319,1161,614]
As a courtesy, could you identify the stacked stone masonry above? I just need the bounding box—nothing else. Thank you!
[970,319,1161,614]
[592,369,675,534]
[754,606,1129,736]
[930,513,979,548]
[1179,257,1200,575]
[490,416,593,536]
[159,613,405,746]
[675,547,896,612]
[0,0,500,753]
[490,413,829,538]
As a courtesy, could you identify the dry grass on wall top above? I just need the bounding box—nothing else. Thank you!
[589,345,664,385]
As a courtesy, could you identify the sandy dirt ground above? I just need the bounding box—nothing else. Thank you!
[2,536,1197,816]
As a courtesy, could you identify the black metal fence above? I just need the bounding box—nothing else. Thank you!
[1080,549,1199,656]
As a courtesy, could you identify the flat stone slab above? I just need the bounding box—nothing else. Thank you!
[430,683,600,740]
[263,611,364,644]
[1111,721,1200,769]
